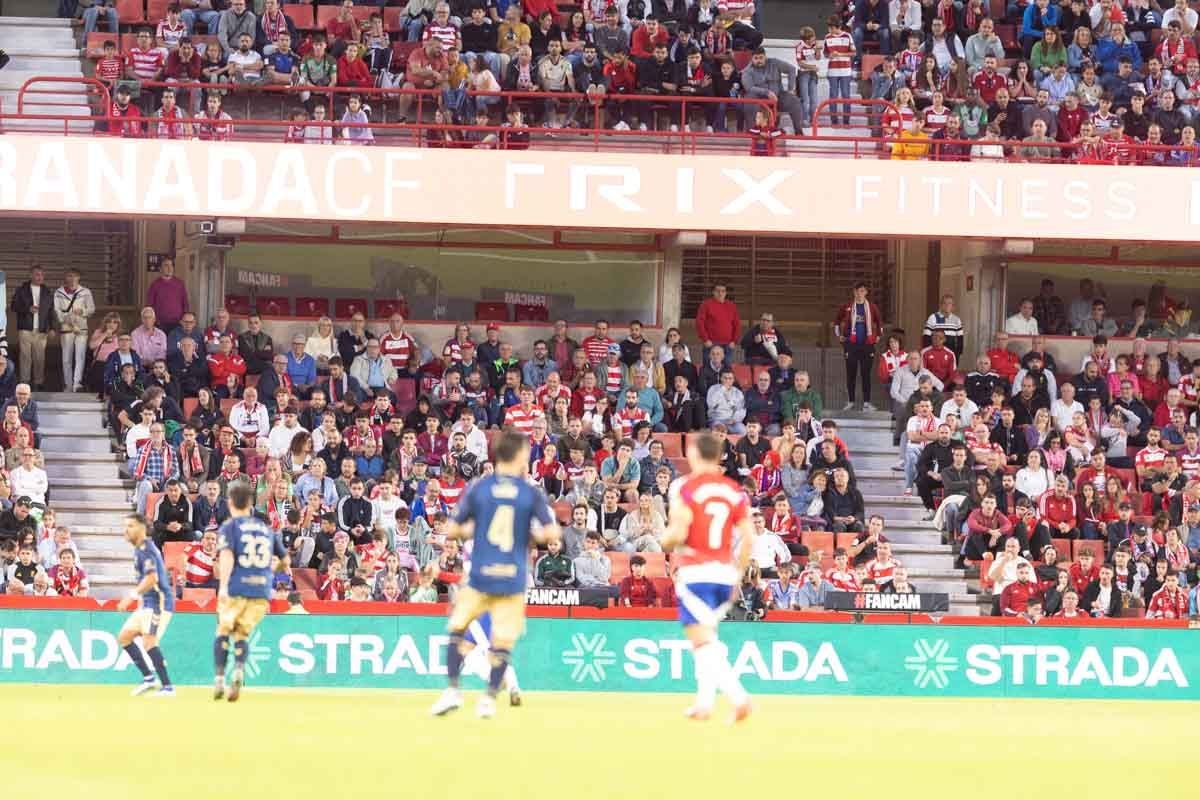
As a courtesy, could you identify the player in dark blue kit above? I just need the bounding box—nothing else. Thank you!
[430,429,560,719]
[212,482,290,702]
[116,514,176,697]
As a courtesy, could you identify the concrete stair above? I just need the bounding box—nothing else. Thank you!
[39,391,133,598]
[832,413,979,616]
[0,17,92,135]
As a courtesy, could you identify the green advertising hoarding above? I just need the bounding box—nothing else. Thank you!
[0,610,1195,700]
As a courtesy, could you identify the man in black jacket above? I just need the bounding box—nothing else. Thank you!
[167,337,208,399]
[915,424,955,517]
[636,42,677,130]
[11,265,53,389]
[153,479,193,547]
[336,478,373,546]
[990,406,1029,466]
[236,312,274,375]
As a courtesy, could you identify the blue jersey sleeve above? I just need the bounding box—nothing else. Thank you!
[453,479,478,525]
[273,530,288,560]
[531,487,553,527]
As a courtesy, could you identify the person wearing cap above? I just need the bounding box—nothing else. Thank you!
[285,334,317,399]
[102,84,144,137]
[349,338,396,398]
[267,403,307,459]
[0,495,34,539]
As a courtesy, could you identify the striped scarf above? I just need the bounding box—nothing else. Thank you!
[135,441,175,482]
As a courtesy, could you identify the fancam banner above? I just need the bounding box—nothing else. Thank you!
[0,138,1199,241]
[824,591,951,613]
[1,610,1197,699]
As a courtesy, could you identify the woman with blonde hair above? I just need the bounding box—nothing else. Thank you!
[305,316,336,373]
[87,311,122,394]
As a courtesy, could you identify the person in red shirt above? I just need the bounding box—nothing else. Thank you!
[206,333,247,398]
[972,55,1007,104]
[999,561,1043,615]
[337,41,374,88]
[920,330,958,387]
[1068,546,1100,593]
[823,548,859,591]
[986,332,1020,385]
[49,548,90,597]
[325,0,362,55]
[1158,20,1196,76]
[580,320,616,367]
[630,16,670,58]
[833,282,885,412]
[618,555,659,607]
[602,48,638,127]
[695,283,741,369]
[103,84,143,137]
[1037,475,1080,544]
[1147,570,1188,618]
[1055,91,1087,142]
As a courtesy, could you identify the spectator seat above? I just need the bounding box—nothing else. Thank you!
[731,49,752,71]
[639,551,667,577]
[608,550,631,583]
[224,294,253,315]
[292,567,320,592]
[145,492,164,519]
[995,24,1019,52]
[474,301,509,322]
[86,33,115,58]
[296,297,331,317]
[390,40,420,70]
[391,378,417,415]
[552,500,571,525]
[859,53,885,80]
[513,304,549,322]
[182,588,217,606]
[162,540,188,571]
[245,373,260,389]
[669,456,690,475]
[651,576,675,606]
[146,0,169,22]
[117,0,145,23]
[283,2,316,27]
[801,530,835,554]
[732,364,752,386]
[988,0,1005,17]
[220,398,237,416]
[182,397,198,419]
[374,298,409,319]
[335,298,369,319]
[382,6,403,30]
[1051,537,1072,560]
[255,296,291,316]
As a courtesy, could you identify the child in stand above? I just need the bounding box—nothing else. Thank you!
[356,528,389,573]
[306,103,334,143]
[823,15,855,127]
[285,106,309,142]
[793,26,822,135]
[410,563,439,602]
[748,107,782,156]
[156,3,186,49]
[340,93,374,143]
[363,13,392,73]
[95,40,123,92]
[317,560,346,600]
[897,29,925,82]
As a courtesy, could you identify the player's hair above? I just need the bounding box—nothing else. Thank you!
[492,429,530,465]
[227,482,254,512]
[689,431,722,463]
[125,513,150,533]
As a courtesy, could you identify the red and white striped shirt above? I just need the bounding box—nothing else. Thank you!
[536,383,571,410]
[602,363,624,395]
[155,105,186,140]
[1179,373,1200,403]
[879,349,905,382]
[867,557,900,587]
[379,332,416,369]
[794,39,821,68]
[614,406,649,438]
[571,387,603,417]
[581,336,614,366]
[440,478,466,510]
[825,567,859,591]
[423,22,460,49]
[1135,445,1167,475]
[1180,446,1200,476]
[50,565,88,596]
[717,0,754,13]
[898,47,923,74]
[127,47,165,81]
[823,30,854,78]
[504,404,545,437]
[184,543,216,585]
[923,105,951,132]
[197,111,233,141]
[1147,585,1188,619]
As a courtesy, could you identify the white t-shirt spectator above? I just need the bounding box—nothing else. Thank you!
[1051,398,1083,432]
[750,530,791,571]
[1004,312,1039,335]
[230,401,270,440]
[10,464,48,505]
[939,397,979,425]
[125,421,152,459]
[1162,6,1196,29]
[268,421,307,459]
[228,48,264,80]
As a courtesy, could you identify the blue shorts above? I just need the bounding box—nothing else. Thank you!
[676,581,734,628]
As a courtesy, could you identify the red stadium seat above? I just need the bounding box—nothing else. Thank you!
[283,2,315,27]
[389,40,420,71]
[191,34,219,54]
[255,296,291,316]
[86,32,115,58]
[245,373,260,389]
[374,298,410,320]
[995,23,1019,52]
[382,6,403,30]
[162,540,188,569]
[608,551,631,583]
[391,377,417,414]
[116,0,145,23]
[220,398,237,416]
[224,295,252,315]
[732,49,752,71]
[474,301,509,322]
[182,397,198,419]
[651,432,683,457]
[988,0,1005,17]
[639,552,667,577]
[513,304,549,322]
[731,364,752,386]
[296,297,331,317]
[859,53,885,79]
[552,501,572,525]
[1051,538,1072,559]
[315,4,340,27]
[292,568,320,592]
[802,530,834,555]
[651,576,675,607]
[334,298,369,319]
[146,0,169,22]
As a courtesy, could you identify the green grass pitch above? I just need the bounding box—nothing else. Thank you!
[2,685,1185,800]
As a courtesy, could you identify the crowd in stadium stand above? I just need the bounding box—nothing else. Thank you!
[65,0,1200,159]
[886,277,1198,619]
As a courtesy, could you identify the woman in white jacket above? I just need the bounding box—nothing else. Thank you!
[54,268,95,392]
[1014,447,1053,501]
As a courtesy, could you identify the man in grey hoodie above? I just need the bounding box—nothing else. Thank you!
[740,47,804,133]
[217,0,256,56]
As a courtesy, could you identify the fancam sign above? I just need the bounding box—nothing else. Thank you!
[825,591,951,612]
[1,609,1196,699]
[0,137,1199,241]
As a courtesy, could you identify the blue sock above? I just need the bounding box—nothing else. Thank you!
[487,649,511,697]
[124,644,152,679]
[214,635,230,678]
[233,639,248,668]
[146,646,172,688]
[446,632,465,688]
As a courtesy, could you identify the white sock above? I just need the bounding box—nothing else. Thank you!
[711,641,749,707]
[691,642,719,710]
[504,666,520,692]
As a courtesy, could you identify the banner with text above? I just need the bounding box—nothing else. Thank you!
[1,138,1200,240]
[1,610,1196,699]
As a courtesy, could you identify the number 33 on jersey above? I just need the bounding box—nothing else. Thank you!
[218,516,287,599]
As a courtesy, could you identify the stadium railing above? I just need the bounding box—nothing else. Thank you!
[11,76,1200,164]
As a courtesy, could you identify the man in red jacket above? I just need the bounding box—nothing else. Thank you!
[986,332,1020,385]
[1037,475,1079,546]
[999,561,1043,616]
[833,282,884,412]
[695,283,741,369]
[920,330,958,387]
